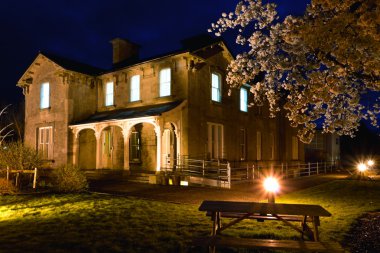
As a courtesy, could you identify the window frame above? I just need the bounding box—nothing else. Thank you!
[38,126,53,160]
[130,75,140,102]
[159,68,171,97]
[129,131,141,163]
[40,82,50,109]
[240,87,248,112]
[211,72,222,102]
[105,81,114,106]
[207,122,224,159]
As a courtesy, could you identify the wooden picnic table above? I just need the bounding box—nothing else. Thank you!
[199,200,331,242]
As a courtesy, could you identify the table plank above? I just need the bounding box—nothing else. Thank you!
[199,201,331,217]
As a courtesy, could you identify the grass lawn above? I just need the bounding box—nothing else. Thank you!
[1,179,379,252]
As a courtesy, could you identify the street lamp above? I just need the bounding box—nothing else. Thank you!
[263,177,280,203]
[357,162,368,178]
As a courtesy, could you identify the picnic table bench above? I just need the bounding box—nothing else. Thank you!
[194,200,345,252]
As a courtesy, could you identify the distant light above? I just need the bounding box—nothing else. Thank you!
[263,177,280,193]
[367,160,374,167]
[168,178,173,185]
[357,163,367,172]
[180,181,188,186]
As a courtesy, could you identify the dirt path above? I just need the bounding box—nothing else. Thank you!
[89,174,346,204]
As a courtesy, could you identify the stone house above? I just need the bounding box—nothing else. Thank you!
[17,35,309,176]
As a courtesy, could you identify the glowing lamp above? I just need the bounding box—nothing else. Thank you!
[357,163,367,172]
[263,177,280,203]
[367,160,374,167]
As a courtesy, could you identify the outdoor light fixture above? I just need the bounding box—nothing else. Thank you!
[263,177,280,203]
[357,163,367,172]
[367,160,374,167]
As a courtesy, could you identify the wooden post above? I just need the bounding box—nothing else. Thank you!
[6,166,9,181]
[15,172,20,188]
[202,160,205,177]
[252,165,255,180]
[317,162,319,175]
[33,168,37,189]
[308,163,311,176]
[246,164,249,180]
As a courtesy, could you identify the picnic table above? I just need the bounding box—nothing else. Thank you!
[195,200,345,252]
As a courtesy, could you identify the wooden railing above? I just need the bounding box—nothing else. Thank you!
[5,166,38,189]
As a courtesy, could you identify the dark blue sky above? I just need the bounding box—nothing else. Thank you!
[1,0,310,105]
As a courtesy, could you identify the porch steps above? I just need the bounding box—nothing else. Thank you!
[127,172,152,183]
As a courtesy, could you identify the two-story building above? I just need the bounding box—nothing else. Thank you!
[17,35,307,177]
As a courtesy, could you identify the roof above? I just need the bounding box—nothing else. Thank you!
[72,100,183,125]
[40,51,105,75]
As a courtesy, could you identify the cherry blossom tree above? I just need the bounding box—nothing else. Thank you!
[210,0,379,143]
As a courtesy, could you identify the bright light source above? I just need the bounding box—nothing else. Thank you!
[180,181,188,186]
[263,177,280,193]
[367,160,374,167]
[357,163,367,172]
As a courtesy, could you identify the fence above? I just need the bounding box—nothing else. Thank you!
[163,156,337,188]
[4,167,38,189]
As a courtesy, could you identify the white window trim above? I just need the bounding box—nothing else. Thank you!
[105,81,114,106]
[130,75,140,102]
[207,122,224,159]
[40,82,50,109]
[38,126,53,160]
[211,72,222,102]
[159,68,171,97]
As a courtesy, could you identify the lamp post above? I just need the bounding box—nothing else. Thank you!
[263,177,279,203]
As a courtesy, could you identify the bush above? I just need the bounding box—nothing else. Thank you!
[52,165,88,193]
[0,178,17,194]
[0,141,42,170]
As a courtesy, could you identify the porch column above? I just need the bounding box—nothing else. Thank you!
[122,128,131,171]
[154,125,161,172]
[95,131,102,169]
[72,130,79,166]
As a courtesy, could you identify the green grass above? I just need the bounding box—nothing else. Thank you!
[1,179,380,252]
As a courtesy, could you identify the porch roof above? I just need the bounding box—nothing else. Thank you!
[71,100,183,126]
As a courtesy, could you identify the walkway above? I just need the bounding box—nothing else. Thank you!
[89,174,346,204]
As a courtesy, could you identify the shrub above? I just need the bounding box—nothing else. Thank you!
[0,141,42,170]
[0,178,17,194]
[52,165,88,193]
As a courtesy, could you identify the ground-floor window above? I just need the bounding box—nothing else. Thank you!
[292,136,299,160]
[256,131,262,160]
[130,131,141,162]
[240,128,246,160]
[38,126,53,160]
[207,123,224,159]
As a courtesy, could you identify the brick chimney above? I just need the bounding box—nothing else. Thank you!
[110,38,139,65]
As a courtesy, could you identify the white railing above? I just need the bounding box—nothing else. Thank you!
[162,156,337,188]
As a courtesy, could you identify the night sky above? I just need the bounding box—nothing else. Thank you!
[1,0,310,105]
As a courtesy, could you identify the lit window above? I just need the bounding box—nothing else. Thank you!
[38,127,53,160]
[40,82,50,109]
[292,136,299,160]
[105,82,114,106]
[257,131,262,160]
[159,68,171,97]
[211,73,221,102]
[208,123,224,159]
[240,87,248,112]
[130,75,140,102]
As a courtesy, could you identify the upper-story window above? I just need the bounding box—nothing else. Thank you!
[211,73,221,102]
[159,68,171,97]
[40,82,50,109]
[240,87,248,112]
[130,75,140,102]
[105,81,114,106]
